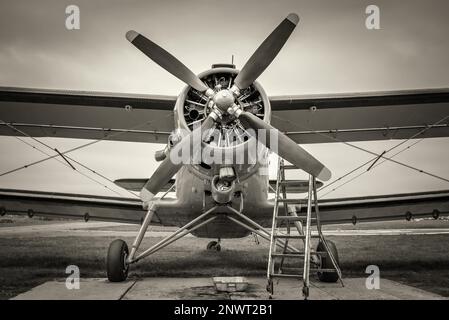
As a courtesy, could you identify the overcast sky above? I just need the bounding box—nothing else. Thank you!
[0,0,448,199]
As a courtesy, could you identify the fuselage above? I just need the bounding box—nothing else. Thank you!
[168,66,274,238]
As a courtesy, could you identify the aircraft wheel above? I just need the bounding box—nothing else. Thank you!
[317,240,339,283]
[207,241,221,251]
[107,239,129,282]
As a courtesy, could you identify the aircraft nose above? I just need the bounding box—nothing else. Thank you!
[213,89,235,111]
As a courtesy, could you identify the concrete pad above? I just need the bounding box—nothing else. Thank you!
[12,278,135,300]
[311,278,400,300]
[12,277,446,300]
[368,278,445,300]
[124,278,229,300]
[310,278,445,300]
[229,278,335,300]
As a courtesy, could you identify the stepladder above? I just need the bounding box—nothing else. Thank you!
[266,158,344,299]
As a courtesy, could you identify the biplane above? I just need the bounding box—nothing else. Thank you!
[0,13,448,287]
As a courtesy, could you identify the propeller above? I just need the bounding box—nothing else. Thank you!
[127,13,331,208]
[140,115,216,206]
[233,13,299,91]
[126,31,213,95]
[236,109,331,181]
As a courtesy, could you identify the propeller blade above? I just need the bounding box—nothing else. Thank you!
[233,13,299,90]
[126,30,210,93]
[238,111,331,181]
[140,116,216,205]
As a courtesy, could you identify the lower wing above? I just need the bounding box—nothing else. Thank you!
[1,188,447,227]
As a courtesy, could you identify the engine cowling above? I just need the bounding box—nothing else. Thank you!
[173,66,271,182]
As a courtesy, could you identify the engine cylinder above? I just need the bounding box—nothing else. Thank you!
[174,67,271,182]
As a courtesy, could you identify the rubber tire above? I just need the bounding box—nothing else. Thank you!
[107,239,129,282]
[207,241,221,251]
[316,240,339,283]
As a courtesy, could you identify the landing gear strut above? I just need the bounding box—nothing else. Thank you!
[106,200,303,282]
[207,239,221,251]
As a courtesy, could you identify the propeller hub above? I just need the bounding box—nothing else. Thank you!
[213,89,235,112]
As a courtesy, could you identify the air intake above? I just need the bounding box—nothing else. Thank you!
[211,63,236,69]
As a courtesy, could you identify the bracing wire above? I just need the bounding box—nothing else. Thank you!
[271,114,449,198]
[0,113,173,198]
[0,112,173,178]
[2,122,140,198]
[8,135,125,197]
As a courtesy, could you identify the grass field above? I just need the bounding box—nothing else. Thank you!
[1,219,449,299]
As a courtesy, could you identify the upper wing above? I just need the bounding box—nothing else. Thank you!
[271,88,449,143]
[0,86,177,143]
[1,87,449,144]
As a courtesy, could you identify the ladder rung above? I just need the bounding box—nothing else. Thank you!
[284,268,337,273]
[270,268,337,278]
[279,180,309,185]
[277,198,304,204]
[273,234,320,239]
[276,216,316,221]
[271,251,327,258]
[270,274,303,279]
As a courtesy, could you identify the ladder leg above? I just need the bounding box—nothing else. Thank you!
[302,174,313,299]
[278,220,290,274]
[267,157,283,294]
[278,163,289,274]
